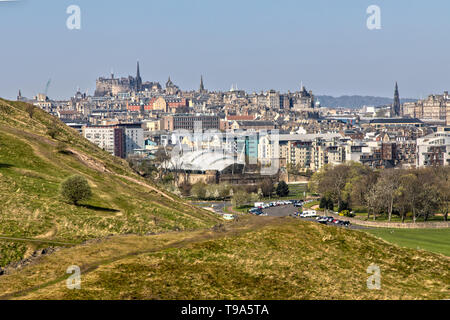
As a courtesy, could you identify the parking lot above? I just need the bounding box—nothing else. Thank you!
[257,203,368,230]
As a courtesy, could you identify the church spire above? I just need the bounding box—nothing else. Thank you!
[135,61,142,92]
[393,81,401,117]
[199,75,205,93]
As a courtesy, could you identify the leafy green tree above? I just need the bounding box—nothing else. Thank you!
[319,197,327,209]
[327,198,334,211]
[60,175,92,205]
[338,200,350,212]
[276,181,290,197]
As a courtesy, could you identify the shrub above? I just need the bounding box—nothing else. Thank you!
[47,127,60,139]
[60,175,92,205]
[276,181,290,197]
[25,104,36,118]
[339,210,355,218]
[232,190,250,208]
[178,181,192,197]
[191,183,207,200]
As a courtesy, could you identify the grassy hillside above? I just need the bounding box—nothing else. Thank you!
[0,99,218,267]
[0,217,448,300]
[365,228,450,257]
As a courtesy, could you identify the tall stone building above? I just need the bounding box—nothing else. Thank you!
[392,82,401,117]
[402,91,450,125]
[135,61,142,92]
[199,75,206,94]
[292,85,315,111]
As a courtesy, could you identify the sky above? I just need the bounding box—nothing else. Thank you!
[0,0,449,100]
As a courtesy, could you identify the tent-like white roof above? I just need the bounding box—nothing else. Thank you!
[167,150,245,172]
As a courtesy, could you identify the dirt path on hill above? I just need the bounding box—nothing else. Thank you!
[0,216,282,300]
[0,236,76,246]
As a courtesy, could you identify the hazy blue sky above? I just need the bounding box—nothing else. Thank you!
[0,0,449,99]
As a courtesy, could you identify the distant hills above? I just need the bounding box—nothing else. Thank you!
[316,95,417,109]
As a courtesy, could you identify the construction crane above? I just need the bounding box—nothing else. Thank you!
[44,79,51,97]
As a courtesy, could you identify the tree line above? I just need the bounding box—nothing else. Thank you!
[309,162,449,222]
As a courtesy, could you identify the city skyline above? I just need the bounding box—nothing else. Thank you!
[1,0,450,99]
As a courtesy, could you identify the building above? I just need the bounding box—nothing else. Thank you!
[368,118,424,129]
[416,132,450,167]
[83,123,144,158]
[230,121,276,131]
[94,62,160,96]
[292,85,315,111]
[163,114,220,131]
[403,91,450,125]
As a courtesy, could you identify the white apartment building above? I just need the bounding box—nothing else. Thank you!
[416,132,450,167]
[83,124,144,158]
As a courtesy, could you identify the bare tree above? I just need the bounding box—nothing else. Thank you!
[376,169,401,221]
[25,104,36,119]
[399,174,420,223]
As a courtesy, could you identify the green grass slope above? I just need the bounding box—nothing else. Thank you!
[365,228,450,257]
[0,99,218,267]
[0,218,448,300]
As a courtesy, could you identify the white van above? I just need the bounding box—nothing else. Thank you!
[254,202,264,208]
[301,210,317,218]
[223,214,235,221]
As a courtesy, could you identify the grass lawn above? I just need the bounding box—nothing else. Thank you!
[304,200,320,209]
[364,228,450,257]
[260,183,309,201]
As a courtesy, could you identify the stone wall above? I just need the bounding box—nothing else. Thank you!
[324,211,449,229]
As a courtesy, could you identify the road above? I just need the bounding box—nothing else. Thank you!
[191,201,231,214]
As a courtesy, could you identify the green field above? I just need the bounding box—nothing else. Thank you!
[261,183,309,201]
[364,228,450,257]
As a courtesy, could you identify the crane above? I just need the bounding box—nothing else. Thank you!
[44,79,51,97]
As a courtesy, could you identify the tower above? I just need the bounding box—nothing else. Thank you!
[199,75,205,93]
[393,82,401,117]
[135,61,142,92]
